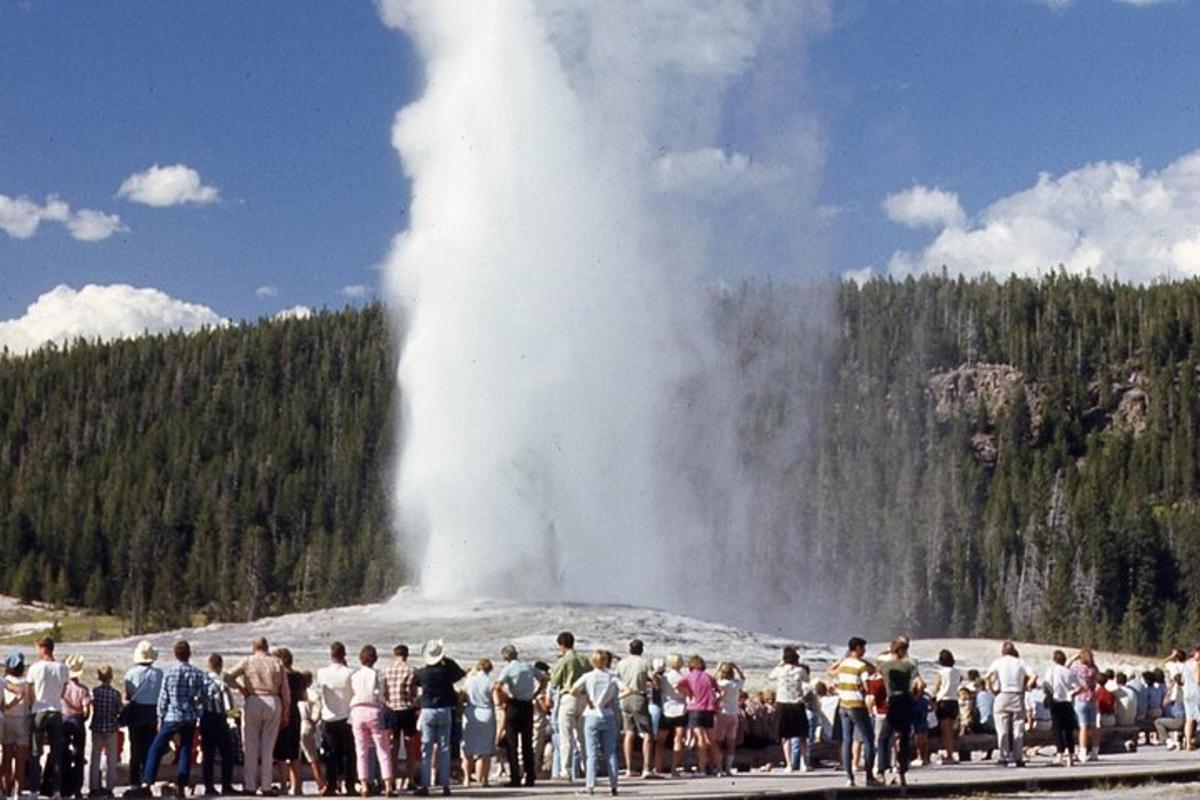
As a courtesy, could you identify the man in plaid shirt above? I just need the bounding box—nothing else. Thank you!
[129,641,207,797]
[89,665,123,796]
[385,644,421,790]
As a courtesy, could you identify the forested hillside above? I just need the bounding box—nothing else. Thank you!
[723,273,1200,651]
[5,277,1200,652]
[0,305,397,633]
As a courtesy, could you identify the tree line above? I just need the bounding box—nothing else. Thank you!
[4,275,1200,653]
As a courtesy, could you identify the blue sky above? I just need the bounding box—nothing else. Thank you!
[2,0,1199,335]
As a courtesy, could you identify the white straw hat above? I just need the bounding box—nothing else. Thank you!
[422,639,446,666]
[133,640,158,665]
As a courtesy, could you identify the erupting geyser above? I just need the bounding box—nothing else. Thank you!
[379,0,828,625]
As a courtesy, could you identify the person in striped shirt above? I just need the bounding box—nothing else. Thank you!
[827,637,880,788]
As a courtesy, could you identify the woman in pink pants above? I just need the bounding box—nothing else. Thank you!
[349,645,394,797]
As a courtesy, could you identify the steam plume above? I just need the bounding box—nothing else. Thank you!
[379,0,829,625]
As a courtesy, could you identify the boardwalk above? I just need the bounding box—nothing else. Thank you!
[428,749,1200,798]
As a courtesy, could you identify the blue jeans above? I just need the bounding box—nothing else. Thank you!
[839,706,875,781]
[876,696,913,776]
[142,719,197,786]
[583,713,619,791]
[419,707,453,790]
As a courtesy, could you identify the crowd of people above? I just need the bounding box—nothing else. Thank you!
[1,632,1198,799]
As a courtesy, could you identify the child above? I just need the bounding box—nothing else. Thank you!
[89,665,122,797]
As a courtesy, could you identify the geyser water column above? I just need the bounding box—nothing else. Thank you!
[378,0,830,620]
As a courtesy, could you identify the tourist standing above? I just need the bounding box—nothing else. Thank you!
[829,637,878,788]
[227,637,290,795]
[1184,646,1200,752]
[713,662,745,776]
[548,632,589,782]
[654,655,687,776]
[28,636,69,800]
[768,646,811,773]
[60,655,90,797]
[414,639,466,797]
[614,640,654,779]
[316,642,357,795]
[460,660,496,788]
[132,640,207,796]
[349,645,394,797]
[986,641,1031,767]
[384,645,420,791]
[571,650,620,797]
[200,654,236,797]
[297,672,328,795]
[273,648,306,795]
[931,649,961,763]
[2,654,33,800]
[1043,650,1080,765]
[1069,649,1101,762]
[876,638,918,787]
[495,645,546,788]
[88,664,122,796]
[676,655,720,775]
[123,641,162,791]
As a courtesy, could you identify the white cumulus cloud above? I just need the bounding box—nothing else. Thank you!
[841,266,875,286]
[887,150,1200,284]
[65,209,126,242]
[255,284,279,299]
[0,193,125,241]
[273,305,312,321]
[118,164,219,207]
[0,284,225,356]
[884,185,967,229]
[340,284,371,299]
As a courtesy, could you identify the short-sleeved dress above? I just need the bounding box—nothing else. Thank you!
[462,671,496,757]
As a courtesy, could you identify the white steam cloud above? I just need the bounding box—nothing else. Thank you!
[380,0,829,619]
[0,284,224,356]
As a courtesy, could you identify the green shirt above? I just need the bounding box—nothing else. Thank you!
[881,657,919,699]
[550,650,591,692]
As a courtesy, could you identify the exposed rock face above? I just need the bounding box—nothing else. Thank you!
[931,363,1151,462]
[970,432,998,467]
[928,363,1043,428]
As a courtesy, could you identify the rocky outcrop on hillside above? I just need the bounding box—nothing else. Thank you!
[932,363,1152,460]
[929,363,1044,428]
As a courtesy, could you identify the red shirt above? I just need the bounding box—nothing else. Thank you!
[867,676,888,716]
[1096,685,1116,715]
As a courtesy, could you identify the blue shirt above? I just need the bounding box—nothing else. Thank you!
[157,662,208,723]
[975,690,994,725]
[496,660,546,702]
[125,664,163,706]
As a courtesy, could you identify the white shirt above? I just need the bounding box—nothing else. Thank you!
[987,655,1028,694]
[1165,661,1186,703]
[718,678,743,715]
[935,667,961,701]
[571,669,619,719]
[1115,686,1137,726]
[26,660,69,714]
[1185,660,1200,694]
[350,666,382,708]
[768,663,810,704]
[316,662,356,721]
[3,677,29,718]
[660,669,686,718]
[1043,663,1080,702]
